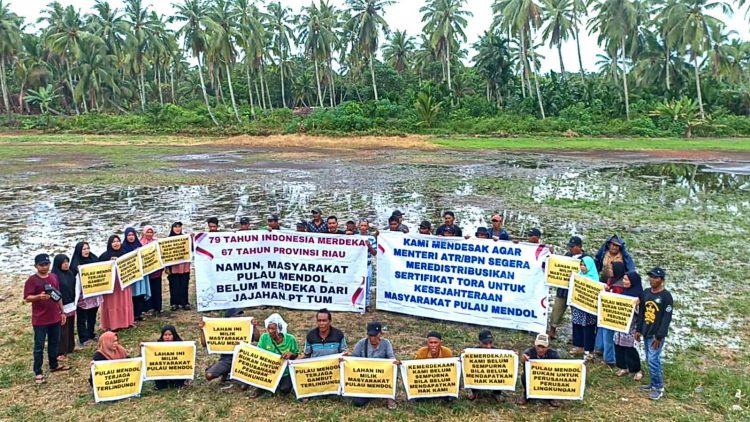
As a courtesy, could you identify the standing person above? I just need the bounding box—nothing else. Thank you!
[70,241,101,346]
[25,253,70,384]
[345,220,357,235]
[98,235,135,331]
[441,226,458,237]
[206,217,220,232]
[303,309,347,358]
[263,214,281,231]
[51,254,76,360]
[436,211,462,237]
[238,217,251,231]
[122,227,150,322]
[325,216,344,235]
[614,271,644,381]
[488,214,510,240]
[141,226,164,316]
[465,330,504,403]
[548,236,586,340]
[153,325,187,390]
[517,334,561,407]
[166,222,191,311]
[418,220,432,235]
[390,210,409,233]
[89,331,128,385]
[307,208,327,233]
[570,256,599,359]
[349,322,398,410]
[249,314,299,398]
[387,216,401,232]
[594,235,635,282]
[358,219,377,311]
[296,220,308,232]
[415,331,453,359]
[636,267,673,401]
[597,261,626,366]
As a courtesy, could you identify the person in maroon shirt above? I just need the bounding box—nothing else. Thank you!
[24,253,71,384]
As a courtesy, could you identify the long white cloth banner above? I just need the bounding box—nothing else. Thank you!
[376,233,549,333]
[194,230,368,312]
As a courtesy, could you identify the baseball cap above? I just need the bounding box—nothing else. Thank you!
[475,227,490,237]
[296,220,308,228]
[567,236,583,248]
[391,210,404,217]
[239,217,250,225]
[534,333,549,347]
[419,220,432,229]
[34,253,51,265]
[647,267,666,279]
[367,322,383,336]
[312,207,322,214]
[610,235,623,246]
[443,225,457,234]
[266,213,280,221]
[224,308,244,318]
[491,214,503,222]
[527,228,542,237]
[478,329,493,344]
[426,331,442,340]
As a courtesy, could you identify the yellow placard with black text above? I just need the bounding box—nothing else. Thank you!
[340,357,397,399]
[79,261,115,298]
[567,273,604,315]
[116,250,144,289]
[91,358,144,403]
[202,317,254,354]
[230,343,288,392]
[158,235,192,266]
[546,255,581,288]
[141,341,196,380]
[598,291,638,334]
[400,357,461,400]
[461,349,518,391]
[139,242,163,275]
[289,354,342,399]
[525,359,586,400]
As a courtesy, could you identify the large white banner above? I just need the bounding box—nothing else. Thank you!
[194,230,368,312]
[376,233,549,333]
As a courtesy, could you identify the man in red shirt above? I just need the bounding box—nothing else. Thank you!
[24,253,70,384]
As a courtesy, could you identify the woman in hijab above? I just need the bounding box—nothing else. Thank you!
[98,235,135,331]
[154,324,187,390]
[570,256,600,360]
[89,331,129,385]
[596,261,627,366]
[52,254,76,359]
[71,241,101,346]
[141,226,164,316]
[122,227,151,321]
[614,271,644,380]
[166,222,191,311]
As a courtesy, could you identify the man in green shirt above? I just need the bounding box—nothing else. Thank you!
[250,313,299,398]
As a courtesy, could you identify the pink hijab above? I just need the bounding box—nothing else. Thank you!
[140,225,157,245]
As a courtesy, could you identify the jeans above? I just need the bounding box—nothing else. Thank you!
[644,337,665,389]
[33,324,61,375]
[596,327,616,364]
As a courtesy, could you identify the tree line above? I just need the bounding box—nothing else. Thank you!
[0,0,749,129]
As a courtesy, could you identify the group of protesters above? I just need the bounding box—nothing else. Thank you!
[23,206,673,404]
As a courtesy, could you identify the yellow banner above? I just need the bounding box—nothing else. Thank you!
[546,255,581,288]
[90,358,144,403]
[340,357,397,399]
[116,250,144,289]
[598,292,638,334]
[202,317,254,354]
[567,273,604,315]
[158,235,192,266]
[525,359,586,400]
[78,261,115,298]
[289,355,342,399]
[230,343,288,392]
[139,242,163,275]
[461,349,518,391]
[400,357,461,400]
[141,341,196,381]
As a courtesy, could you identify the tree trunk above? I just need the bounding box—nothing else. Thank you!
[225,62,241,123]
[245,63,256,118]
[328,57,335,107]
[557,43,566,81]
[216,71,225,105]
[529,44,546,119]
[314,55,324,107]
[82,94,89,114]
[693,55,705,119]
[575,25,585,84]
[0,59,12,123]
[139,62,146,110]
[197,54,220,127]
[170,66,175,103]
[257,61,267,109]
[446,39,453,98]
[369,56,379,101]
[280,59,287,108]
[65,60,80,115]
[18,80,25,114]
[157,63,164,106]
[665,49,670,92]
[263,62,272,109]
[254,77,264,110]
[621,38,630,121]
[520,31,532,98]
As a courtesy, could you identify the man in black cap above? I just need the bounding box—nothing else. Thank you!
[263,213,281,231]
[345,220,357,235]
[418,220,432,235]
[325,215,344,235]
[518,333,561,407]
[387,215,401,232]
[307,208,327,233]
[441,225,458,237]
[465,330,504,402]
[636,267,673,401]
[467,227,490,239]
[350,322,398,410]
[526,228,542,243]
[436,211,462,237]
[548,236,586,340]
[206,216,220,232]
[390,210,409,233]
[296,220,308,232]
[25,253,70,384]
[238,217,251,231]
[415,331,453,359]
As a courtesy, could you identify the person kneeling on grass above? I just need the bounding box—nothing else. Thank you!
[249,313,299,399]
[518,334,561,408]
[465,330,504,403]
[199,308,258,391]
[348,322,399,410]
[154,325,187,390]
[89,331,128,385]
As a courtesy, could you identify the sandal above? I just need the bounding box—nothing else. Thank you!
[616,369,628,377]
[633,371,643,381]
[387,399,398,410]
[34,374,46,385]
[57,355,67,361]
[248,388,264,399]
[50,365,71,373]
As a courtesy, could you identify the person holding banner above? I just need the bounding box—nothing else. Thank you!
[166,222,192,311]
[153,325,187,390]
[264,213,282,231]
[636,267,673,401]
[71,241,101,346]
[303,308,348,358]
[52,254,76,360]
[200,308,258,388]
[25,253,71,385]
[415,331,453,359]
[465,330,504,403]
[89,331,129,384]
[597,261,626,366]
[122,227,151,322]
[325,216,344,235]
[614,271,644,380]
[436,211,462,237]
[141,226,164,316]
[307,208,326,233]
[239,217,251,231]
[570,256,599,359]
[548,236,586,341]
[488,214,510,241]
[99,235,135,332]
[349,322,399,410]
[518,334,561,407]
[417,220,432,235]
[594,235,635,282]
[249,313,299,398]
[207,217,220,232]
[357,219,377,310]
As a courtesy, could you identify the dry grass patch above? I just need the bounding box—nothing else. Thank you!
[218,134,437,151]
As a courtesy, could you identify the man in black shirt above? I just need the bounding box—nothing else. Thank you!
[518,334,561,407]
[308,208,327,233]
[436,211,462,237]
[326,216,344,235]
[636,266,673,401]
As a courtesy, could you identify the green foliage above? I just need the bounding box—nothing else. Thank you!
[415,91,442,128]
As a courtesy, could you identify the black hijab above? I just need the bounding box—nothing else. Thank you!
[99,235,124,261]
[622,271,644,298]
[610,261,626,284]
[169,222,183,237]
[121,227,142,253]
[52,254,76,305]
[158,325,183,342]
[70,241,98,276]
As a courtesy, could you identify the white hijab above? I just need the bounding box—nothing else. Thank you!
[264,313,288,334]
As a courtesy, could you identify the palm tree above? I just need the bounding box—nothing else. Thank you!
[473,30,514,106]
[383,30,415,73]
[124,0,158,111]
[25,84,58,126]
[88,0,128,56]
[299,2,337,107]
[45,5,90,115]
[542,0,575,80]
[172,0,219,126]
[233,0,260,116]
[571,0,588,83]
[267,2,295,108]
[421,0,472,98]
[0,0,22,123]
[208,0,241,122]
[347,0,394,101]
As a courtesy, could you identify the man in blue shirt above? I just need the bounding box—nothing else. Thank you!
[303,308,347,358]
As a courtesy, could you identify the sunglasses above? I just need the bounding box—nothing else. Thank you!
[491,219,500,223]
